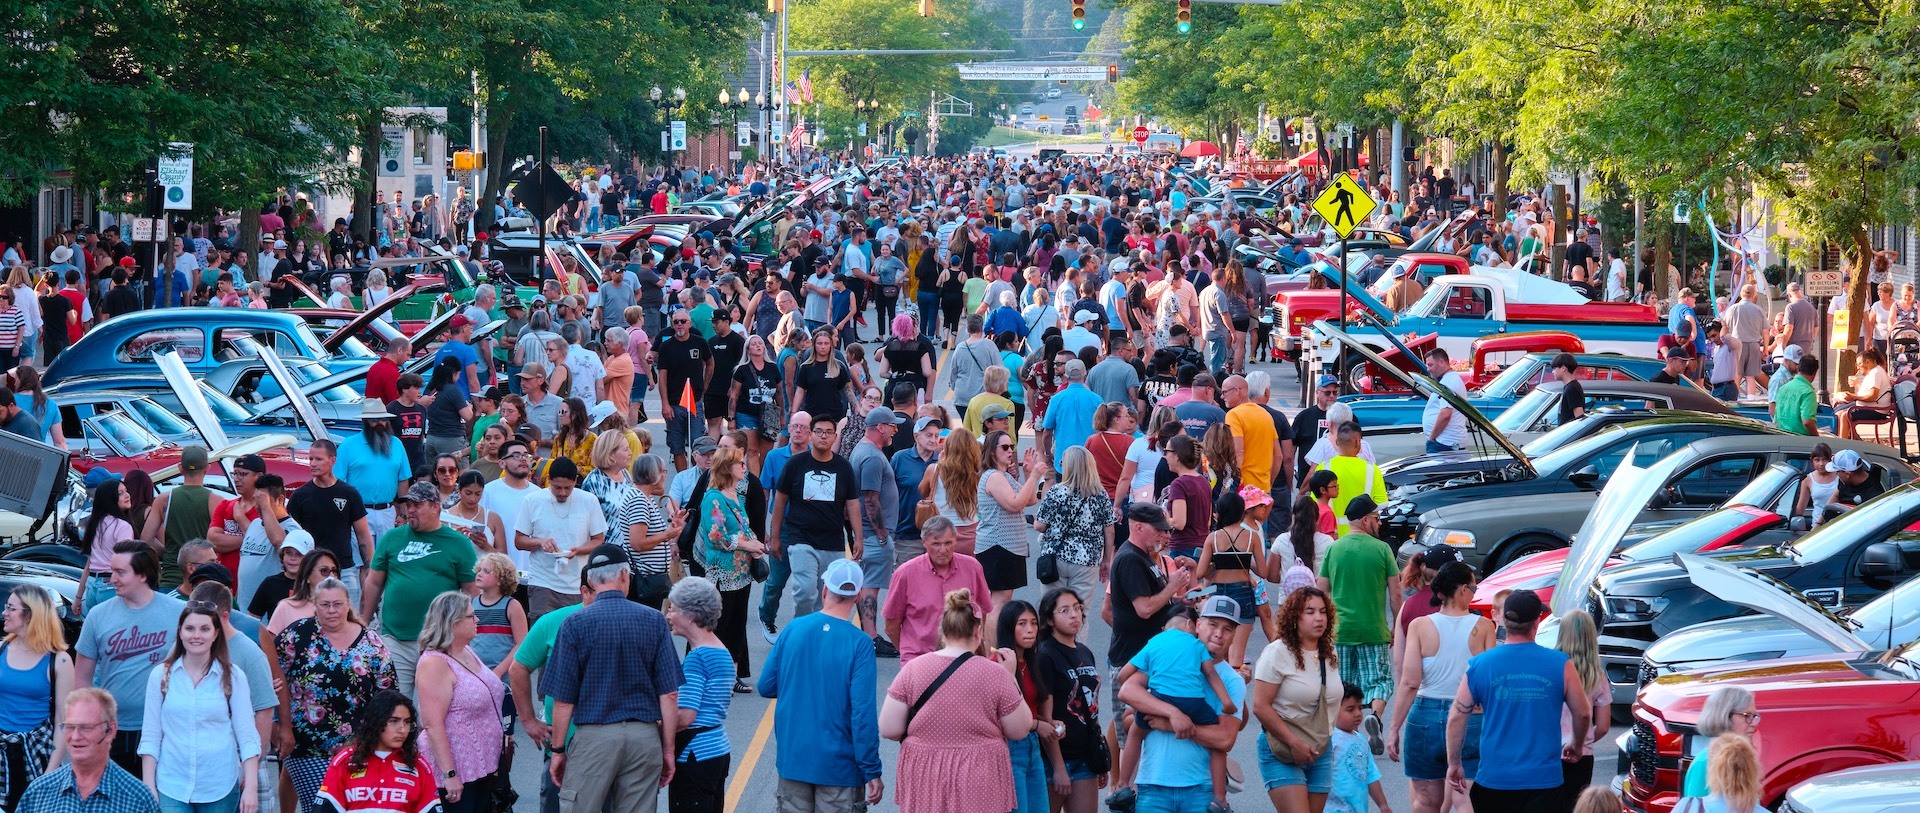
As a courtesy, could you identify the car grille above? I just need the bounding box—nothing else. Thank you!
[1638,660,1659,690]
[1629,719,1659,788]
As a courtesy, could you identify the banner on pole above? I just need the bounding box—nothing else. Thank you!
[670,121,687,151]
[157,143,194,210]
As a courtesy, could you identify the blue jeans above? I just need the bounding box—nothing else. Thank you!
[1206,335,1230,371]
[758,549,791,625]
[160,787,241,813]
[82,573,113,614]
[918,292,940,340]
[1426,440,1461,454]
[1009,732,1048,813]
[1135,783,1213,813]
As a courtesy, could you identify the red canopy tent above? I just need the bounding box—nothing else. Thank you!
[1179,141,1221,158]
[1293,150,1370,167]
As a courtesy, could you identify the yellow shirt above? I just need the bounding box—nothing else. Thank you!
[551,430,598,473]
[1315,454,1387,537]
[1226,402,1278,492]
[964,392,1018,440]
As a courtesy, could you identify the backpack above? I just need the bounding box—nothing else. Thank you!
[1279,554,1316,597]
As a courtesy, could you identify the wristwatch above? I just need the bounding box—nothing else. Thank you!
[443,769,458,780]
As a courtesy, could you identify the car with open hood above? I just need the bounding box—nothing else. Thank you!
[1342,349,1672,437]
[1626,524,1920,811]
[43,308,376,388]
[1414,434,1907,574]
[1568,477,1920,710]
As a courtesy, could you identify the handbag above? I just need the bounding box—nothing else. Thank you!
[915,497,940,528]
[1036,549,1060,584]
[1266,655,1332,765]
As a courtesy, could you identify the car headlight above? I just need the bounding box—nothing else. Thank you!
[1603,596,1669,624]
[1382,500,1417,521]
[1423,528,1475,549]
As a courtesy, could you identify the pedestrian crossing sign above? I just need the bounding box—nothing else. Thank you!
[1313,173,1375,240]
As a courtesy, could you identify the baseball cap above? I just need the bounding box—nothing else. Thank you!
[1073,309,1101,324]
[978,403,1012,423]
[1773,344,1804,363]
[389,482,437,506]
[1344,494,1380,522]
[588,401,617,426]
[823,558,864,596]
[516,362,548,379]
[1502,588,1546,626]
[1063,359,1087,378]
[1198,594,1243,625]
[584,543,629,571]
[271,239,288,250]
[189,562,236,589]
[83,467,116,490]
[477,385,505,402]
[1420,544,1465,570]
[1828,449,1867,473]
[502,294,525,311]
[1314,374,1339,389]
[914,416,946,433]
[1109,257,1130,274]
[233,454,267,474]
[1126,502,1173,530]
[179,445,210,472]
[118,256,136,267]
[449,314,473,330]
[864,406,905,426]
[690,436,720,455]
[454,245,471,256]
[279,530,316,558]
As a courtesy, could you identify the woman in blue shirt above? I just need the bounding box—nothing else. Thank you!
[11,366,62,449]
[665,577,738,813]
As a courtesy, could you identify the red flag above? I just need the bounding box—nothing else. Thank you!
[678,380,697,411]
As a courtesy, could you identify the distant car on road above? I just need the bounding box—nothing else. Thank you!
[1020,102,1035,114]
[1037,124,1052,135]
[1062,123,1081,135]
[1046,87,1061,99]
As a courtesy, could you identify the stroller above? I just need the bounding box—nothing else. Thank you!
[1892,327,1920,377]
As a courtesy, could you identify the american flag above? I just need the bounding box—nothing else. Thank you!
[790,117,807,150]
[785,81,801,104]
[799,69,814,103]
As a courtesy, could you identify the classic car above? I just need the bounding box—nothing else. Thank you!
[1348,354,1692,440]
[1489,380,1760,445]
[1781,761,1920,813]
[43,308,376,388]
[1351,330,1594,395]
[1383,406,1735,489]
[1573,476,1920,709]
[289,255,482,327]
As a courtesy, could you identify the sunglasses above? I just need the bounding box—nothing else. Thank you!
[436,466,458,473]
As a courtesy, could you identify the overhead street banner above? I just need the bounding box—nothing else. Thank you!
[957,63,1109,81]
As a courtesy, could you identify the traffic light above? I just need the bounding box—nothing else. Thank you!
[1107,64,1119,83]
[1072,0,1085,29]
[1176,0,1191,32]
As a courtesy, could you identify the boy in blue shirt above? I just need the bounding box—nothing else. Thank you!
[830,275,856,347]
[1327,682,1390,813]
[1109,608,1235,812]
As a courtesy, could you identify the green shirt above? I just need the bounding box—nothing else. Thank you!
[1321,531,1397,645]
[470,412,502,461]
[1776,376,1818,435]
[369,523,478,640]
[514,601,584,744]
[690,303,716,339]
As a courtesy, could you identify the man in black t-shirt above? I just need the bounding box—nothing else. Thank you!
[285,439,373,600]
[703,311,746,432]
[1552,353,1586,426]
[1293,374,1340,487]
[1832,450,1887,509]
[1109,502,1193,673]
[653,312,712,468]
[768,413,863,619]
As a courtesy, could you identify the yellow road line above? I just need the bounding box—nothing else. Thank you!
[724,700,778,809]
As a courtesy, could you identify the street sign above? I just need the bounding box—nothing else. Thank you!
[510,162,573,222]
[157,143,194,210]
[378,127,405,177]
[1672,202,1691,224]
[131,217,159,243]
[661,131,670,151]
[1805,270,1845,298]
[1037,115,1050,121]
[956,63,1109,81]
[670,120,687,151]
[1312,174,1376,240]
[1133,126,1149,144]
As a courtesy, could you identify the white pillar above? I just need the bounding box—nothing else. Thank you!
[1390,118,1407,205]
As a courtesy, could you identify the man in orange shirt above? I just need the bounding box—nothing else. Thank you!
[1222,374,1281,495]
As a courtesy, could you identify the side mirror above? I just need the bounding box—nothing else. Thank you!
[1859,542,1904,578]
[1570,465,1601,489]
[1649,488,1673,509]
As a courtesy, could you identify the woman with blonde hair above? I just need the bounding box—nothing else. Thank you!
[1557,609,1612,806]
[413,591,505,812]
[879,588,1032,813]
[1701,734,1763,813]
[5,265,39,363]
[1034,447,1115,616]
[0,584,72,811]
[921,427,983,554]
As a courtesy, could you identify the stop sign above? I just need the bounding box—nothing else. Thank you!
[1133,126,1149,144]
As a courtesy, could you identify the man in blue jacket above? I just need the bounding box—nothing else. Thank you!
[759,558,884,810]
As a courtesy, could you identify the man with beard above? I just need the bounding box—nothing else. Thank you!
[332,399,412,583]
[482,437,540,574]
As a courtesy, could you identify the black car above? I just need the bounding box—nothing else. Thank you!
[1579,480,1920,706]
[1377,414,1786,548]
[0,558,83,647]
[1383,406,1728,490]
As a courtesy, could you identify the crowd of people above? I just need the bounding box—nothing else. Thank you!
[0,150,1792,813]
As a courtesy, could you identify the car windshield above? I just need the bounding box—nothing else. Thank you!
[196,384,255,424]
[283,362,362,404]
[1480,356,1548,399]
[91,411,162,454]
[1495,388,1558,434]
[1522,423,1627,475]
[1847,566,1920,640]
[1620,509,1781,562]
[1788,489,1919,561]
[126,399,196,437]
[1727,466,1797,509]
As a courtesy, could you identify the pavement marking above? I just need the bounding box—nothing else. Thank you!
[725,699,778,809]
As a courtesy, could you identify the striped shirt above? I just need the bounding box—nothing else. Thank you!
[0,307,24,349]
[615,490,672,575]
[470,593,515,669]
[676,646,736,762]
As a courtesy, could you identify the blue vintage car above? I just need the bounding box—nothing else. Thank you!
[1341,351,1672,433]
[43,308,377,389]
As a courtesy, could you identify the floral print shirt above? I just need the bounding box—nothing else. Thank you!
[276,619,396,758]
[1035,484,1114,567]
[698,489,754,592]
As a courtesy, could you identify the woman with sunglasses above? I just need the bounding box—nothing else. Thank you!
[430,454,463,507]
[976,429,1047,631]
[314,691,436,813]
[0,584,72,812]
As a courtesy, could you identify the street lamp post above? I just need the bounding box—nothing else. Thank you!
[755,88,780,163]
[720,88,751,171]
[650,85,686,174]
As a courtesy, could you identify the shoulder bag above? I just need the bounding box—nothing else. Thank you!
[907,652,975,732]
[1266,654,1332,765]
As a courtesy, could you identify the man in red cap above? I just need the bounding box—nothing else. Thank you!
[102,259,142,321]
[433,313,482,396]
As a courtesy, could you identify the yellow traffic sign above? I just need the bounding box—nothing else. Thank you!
[1313,173,1375,239]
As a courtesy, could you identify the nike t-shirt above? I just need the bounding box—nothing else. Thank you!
[369,524,477,641]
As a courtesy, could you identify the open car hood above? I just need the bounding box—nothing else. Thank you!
[320,279,445,352]
[1676,552,1869,653]
[1312,320,1526,467]
[1304,265,1396,322]
[1552,449,1657,616]
[257,347,331,443]
[732,170,860,238]
[156,349,230,450]
[146,434,300,483]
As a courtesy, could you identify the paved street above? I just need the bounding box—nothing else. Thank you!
[507,323,1624,811]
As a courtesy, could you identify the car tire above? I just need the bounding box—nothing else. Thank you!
[1488,533,1566,572]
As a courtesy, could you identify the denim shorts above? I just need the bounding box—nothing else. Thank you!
[1214,581,1257,622]
[1256,732,1333,792]
[1404,695,1481,781]
[1063,759,1098,782]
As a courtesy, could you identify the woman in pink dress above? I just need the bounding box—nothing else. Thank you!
[880,588,1034,813]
